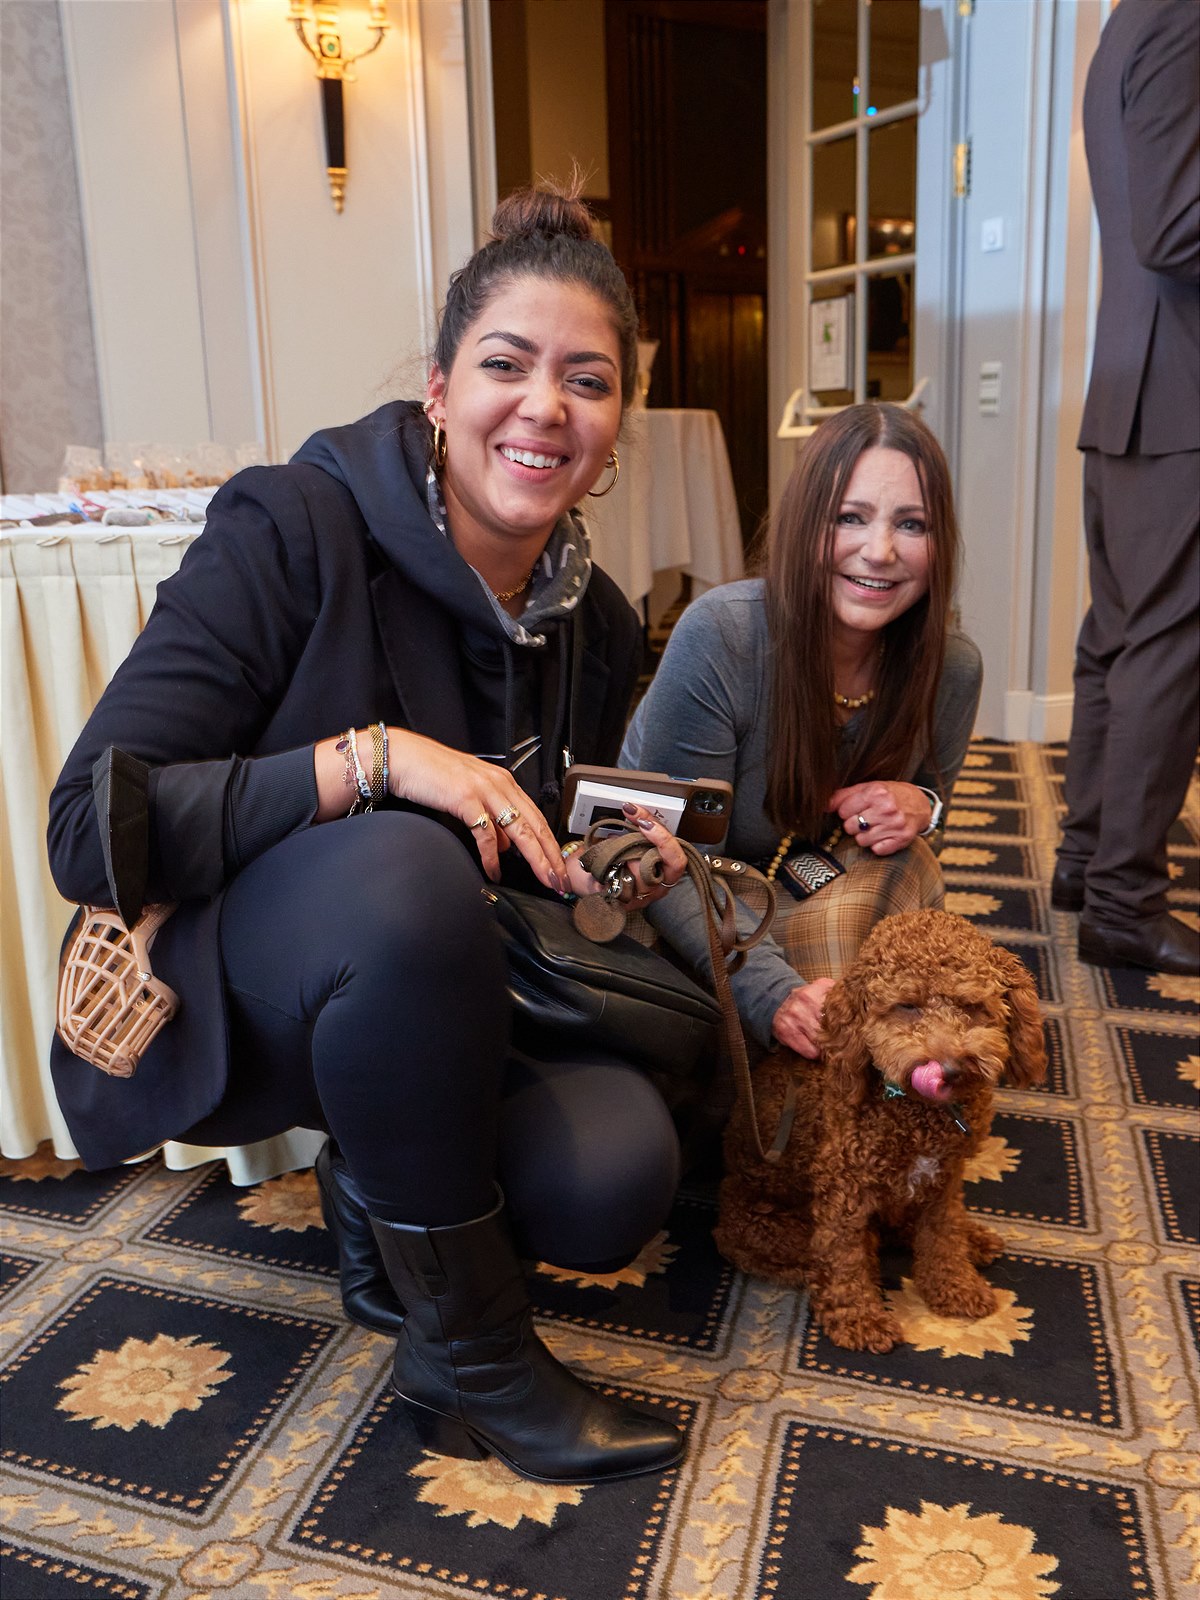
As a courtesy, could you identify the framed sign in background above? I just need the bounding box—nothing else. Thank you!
[809,294,853,393]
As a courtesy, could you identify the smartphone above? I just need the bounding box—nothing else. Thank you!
[560,765,734,847]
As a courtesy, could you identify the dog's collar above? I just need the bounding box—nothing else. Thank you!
[881,1080,972,1136]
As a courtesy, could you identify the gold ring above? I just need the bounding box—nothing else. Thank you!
[471,813,491,831]
[495,805,521,829]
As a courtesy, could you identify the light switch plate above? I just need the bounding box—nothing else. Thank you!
[979,360,1002,415]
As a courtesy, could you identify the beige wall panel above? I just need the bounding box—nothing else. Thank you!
[60,0,212,446]
[0,0,103,492]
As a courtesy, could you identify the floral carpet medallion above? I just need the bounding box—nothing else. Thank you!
[0,742,1195,1599]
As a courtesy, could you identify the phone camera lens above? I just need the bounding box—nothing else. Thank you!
[694,791,725,814]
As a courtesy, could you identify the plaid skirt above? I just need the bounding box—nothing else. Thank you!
[772,834,944,981]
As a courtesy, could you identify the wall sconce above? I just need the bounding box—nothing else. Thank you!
[287,1,389,213]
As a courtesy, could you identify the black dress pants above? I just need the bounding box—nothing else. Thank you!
[216,812,681,1268]
[1060,448,1200,924]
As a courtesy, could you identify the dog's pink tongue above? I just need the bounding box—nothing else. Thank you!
[910,1060,953,1102]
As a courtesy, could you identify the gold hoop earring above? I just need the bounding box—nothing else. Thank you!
[587,449,620,498]
[422,397,447,470]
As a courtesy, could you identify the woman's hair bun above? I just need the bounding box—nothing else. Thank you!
[490,181,595,245]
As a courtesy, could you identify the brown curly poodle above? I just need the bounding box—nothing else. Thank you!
[714,908,1046,1353]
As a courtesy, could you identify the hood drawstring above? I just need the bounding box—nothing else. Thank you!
[501,641,517,778]
[538,624,573,816]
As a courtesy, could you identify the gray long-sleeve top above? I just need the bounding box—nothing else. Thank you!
[620,579,983,1045]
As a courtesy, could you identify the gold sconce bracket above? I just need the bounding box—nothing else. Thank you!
[287,2,390,212]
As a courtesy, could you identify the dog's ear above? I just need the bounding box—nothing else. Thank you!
[991,946,1046,1087]
[819,971,872,1106]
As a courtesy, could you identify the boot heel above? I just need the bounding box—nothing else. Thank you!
[401,1396,487,1460]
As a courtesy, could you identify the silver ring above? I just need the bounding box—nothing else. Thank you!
[495,805,521,829]
[471,813,491,831]
[857,813,869,833]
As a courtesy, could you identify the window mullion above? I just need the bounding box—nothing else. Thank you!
[854,0,870,403]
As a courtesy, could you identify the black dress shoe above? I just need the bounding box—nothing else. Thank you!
[1078,913,1200,976]
[1050,861,1085,912]
[315,1140,405,1335]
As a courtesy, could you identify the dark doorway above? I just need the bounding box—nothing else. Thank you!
[488,0,768,546]
[606,0,768,544]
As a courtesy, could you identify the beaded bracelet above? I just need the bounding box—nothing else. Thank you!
[346,726,373,810]
[378,722,390,798]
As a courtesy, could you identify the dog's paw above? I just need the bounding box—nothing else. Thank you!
[817,1305,903,1354]
[965,1220,1005,1265]
[921,1273,998,1321]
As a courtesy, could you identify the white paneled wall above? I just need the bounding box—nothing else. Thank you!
[60,0,476,464]
[61,0,218,448]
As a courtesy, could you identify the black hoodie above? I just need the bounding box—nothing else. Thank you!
[47,401,641,1169]
[49,401,640,913]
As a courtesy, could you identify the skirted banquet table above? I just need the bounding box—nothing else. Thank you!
[583,407,744,625]
[0,412,743,1176]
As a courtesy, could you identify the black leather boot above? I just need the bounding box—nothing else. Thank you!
[315,1140,405,1335]
[370,1190,684,1484]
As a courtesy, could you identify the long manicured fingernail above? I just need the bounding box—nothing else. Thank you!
[637,816,656,831]
[549,869,563,893]
[621,801,638,816]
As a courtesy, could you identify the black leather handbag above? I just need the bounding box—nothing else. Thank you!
[486,822,793,1167]
[485,885,721,1088]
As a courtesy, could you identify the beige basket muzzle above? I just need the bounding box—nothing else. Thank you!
[57,904,179,1078]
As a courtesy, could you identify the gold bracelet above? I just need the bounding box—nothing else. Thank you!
[369,721,386,806]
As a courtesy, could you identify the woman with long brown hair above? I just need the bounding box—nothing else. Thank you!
[622,403,981,1057]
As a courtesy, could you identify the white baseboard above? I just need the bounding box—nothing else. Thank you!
[1004,690,1075,744]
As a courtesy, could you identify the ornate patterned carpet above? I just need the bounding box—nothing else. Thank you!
[2,741,1197,1600]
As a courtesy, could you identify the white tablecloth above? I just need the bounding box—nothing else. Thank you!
[583,409,744,623]
[0,520,322,1181]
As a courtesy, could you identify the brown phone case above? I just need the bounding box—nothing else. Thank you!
[560,765,733,846]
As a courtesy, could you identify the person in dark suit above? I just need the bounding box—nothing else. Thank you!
[47,185,687,1485]
[1054,0,1200,976]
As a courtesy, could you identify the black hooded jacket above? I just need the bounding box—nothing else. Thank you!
[46,401,641,1168]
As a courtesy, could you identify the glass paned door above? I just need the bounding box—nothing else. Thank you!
[805,0,920,418]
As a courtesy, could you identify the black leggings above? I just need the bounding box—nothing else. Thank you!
[217,813,681,1268]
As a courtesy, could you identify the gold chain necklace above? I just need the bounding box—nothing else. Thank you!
[492,568,535,604]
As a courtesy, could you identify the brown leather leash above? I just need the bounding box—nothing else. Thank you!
[573,821,796,1164]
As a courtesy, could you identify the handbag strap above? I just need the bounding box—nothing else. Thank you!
[578,821,795,1165]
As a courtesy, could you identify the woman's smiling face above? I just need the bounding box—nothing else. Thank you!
[426,275,624,558]
[828,445,931,644]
